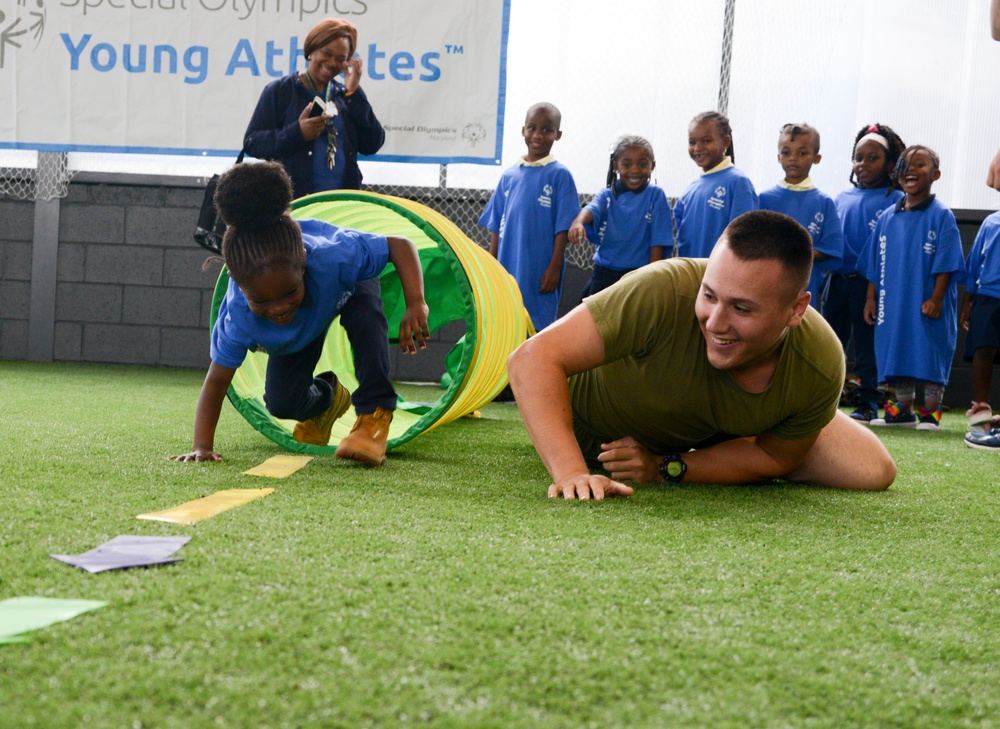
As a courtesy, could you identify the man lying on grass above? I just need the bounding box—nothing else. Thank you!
[508,210,897,499]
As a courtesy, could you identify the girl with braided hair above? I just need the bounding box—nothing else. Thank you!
[824,123,906,422]
[567,134,673,298]
[172,161,429,467]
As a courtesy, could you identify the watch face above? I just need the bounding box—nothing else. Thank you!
[667,460,684,478]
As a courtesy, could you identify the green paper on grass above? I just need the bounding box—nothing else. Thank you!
[0,597,107,644]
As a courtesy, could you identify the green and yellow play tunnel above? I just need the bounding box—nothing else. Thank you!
[209,191,532,454]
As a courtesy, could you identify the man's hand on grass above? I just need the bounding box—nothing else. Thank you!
[548,473,633,500]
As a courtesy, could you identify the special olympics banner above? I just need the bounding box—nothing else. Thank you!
[0,0,510,164]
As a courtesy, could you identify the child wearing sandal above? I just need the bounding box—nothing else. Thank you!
[171,161,429,467]
[859,146,965,431]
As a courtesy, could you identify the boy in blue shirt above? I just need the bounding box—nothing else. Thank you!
[758,124,844,310]
[479,103,580,331]
[961,211,1000,445]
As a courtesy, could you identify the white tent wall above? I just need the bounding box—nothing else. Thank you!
[7,0,998,209]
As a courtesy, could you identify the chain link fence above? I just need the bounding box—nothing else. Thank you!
[1,152,76,201]
[367,182,596,271]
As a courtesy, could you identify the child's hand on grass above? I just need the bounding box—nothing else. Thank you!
[170,449,222,462]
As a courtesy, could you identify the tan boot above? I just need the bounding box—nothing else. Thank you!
[292,377,352,446]
[335,406,393,466]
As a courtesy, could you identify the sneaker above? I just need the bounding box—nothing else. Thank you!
[966,401,993,430]
[335,406,394,466]
[850,402,879,422]
[964,427,1000,450]
[869,400,917,427]
[292,375,352,446]
[916,407,943,432]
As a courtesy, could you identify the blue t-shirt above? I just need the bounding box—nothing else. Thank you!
[833,185,904,274]
[965,210,1000,299]
[211,218,389,369]
[759,185,844,308]
[479,159,579,330]
[584,183,673,270]
[673,165,758,258]
[858,197,965,383]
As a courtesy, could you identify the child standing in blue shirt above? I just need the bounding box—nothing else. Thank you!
[824,123,907,422]
[759,123,844,310]
[673,111,758,258]
[567,134,673,298]
[171,161,430,467]
[960,211,1000,436]
[860,146,965,430]
[479,102,580,331]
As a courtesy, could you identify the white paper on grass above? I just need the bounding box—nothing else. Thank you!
[50,535,192,574]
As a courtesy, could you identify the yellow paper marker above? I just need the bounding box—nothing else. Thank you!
[137,489,274,525]
[242,455,313,478]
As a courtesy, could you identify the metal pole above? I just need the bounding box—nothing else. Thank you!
[718,0,736,115]
[27,152,64,362]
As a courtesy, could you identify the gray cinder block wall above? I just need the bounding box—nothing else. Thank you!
[0,177,560,382]
[2,181,221,367]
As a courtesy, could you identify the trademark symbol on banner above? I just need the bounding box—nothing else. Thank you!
[0,0,46,69]
[445,44,464,54]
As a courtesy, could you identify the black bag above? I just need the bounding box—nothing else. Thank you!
[194,149,245,255]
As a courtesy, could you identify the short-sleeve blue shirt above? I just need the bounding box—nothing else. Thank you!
[965,210,1000,299]
[211,219,389,369]
[584,184,673,270]
[758,185,844,308]
[673,165,758,258]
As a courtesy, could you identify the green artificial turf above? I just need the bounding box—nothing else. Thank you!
[1,360,998,728]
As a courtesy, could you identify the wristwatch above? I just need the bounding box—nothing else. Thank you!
[659,453,687,483]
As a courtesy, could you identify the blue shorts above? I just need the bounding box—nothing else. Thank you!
[963,294,1000,361]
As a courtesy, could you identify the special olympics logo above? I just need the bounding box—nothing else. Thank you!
[1,0,46,69]
[714,186,726,197]
[462,123,486,148]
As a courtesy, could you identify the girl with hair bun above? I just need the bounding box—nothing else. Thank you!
[172,161,429,467]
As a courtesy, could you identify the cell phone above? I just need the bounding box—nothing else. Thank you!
[307,96,326,118]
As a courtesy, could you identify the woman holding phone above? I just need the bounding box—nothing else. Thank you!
[242,17,384,198]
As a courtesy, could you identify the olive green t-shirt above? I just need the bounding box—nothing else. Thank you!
[569,258,844,459]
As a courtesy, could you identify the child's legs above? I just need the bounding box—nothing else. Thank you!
[887,376,916,414]
[972,347,997,403]
[921,381,945,411]
[846,275,880,404]
[821,273,852,348]
[264,331,331,421]
[340,277,397,415]
[967,294,1000,403]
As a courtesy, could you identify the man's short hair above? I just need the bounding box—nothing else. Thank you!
[722,210,813,297]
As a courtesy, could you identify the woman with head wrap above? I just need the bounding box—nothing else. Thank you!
[243,18,385,198]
